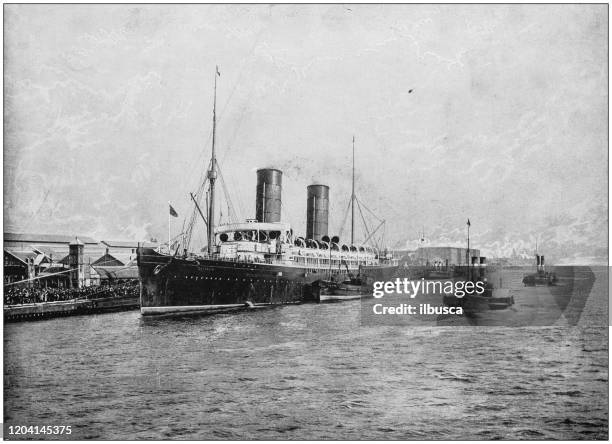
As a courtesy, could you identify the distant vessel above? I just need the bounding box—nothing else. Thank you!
[137,69,398,316]
[522,253,557,286]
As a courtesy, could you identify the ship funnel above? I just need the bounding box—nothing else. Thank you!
[256,169,282,223]
[306,184,329,241]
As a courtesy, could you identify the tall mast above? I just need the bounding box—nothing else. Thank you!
[207,66,220,254]
[351,136,355,245]
[466,219,471,280]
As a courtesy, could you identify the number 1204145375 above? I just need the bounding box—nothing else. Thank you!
[7,425,72,435]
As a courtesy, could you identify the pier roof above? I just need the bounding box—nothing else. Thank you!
[4,248,37,265]
[4,233,98,245]
[92,253,134,267]
[101,240,158,248]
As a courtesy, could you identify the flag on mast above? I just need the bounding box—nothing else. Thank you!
[467,218,471,227]
[216,66,221,77]
[169,203,178,218]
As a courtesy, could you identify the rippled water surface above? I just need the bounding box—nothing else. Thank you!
[4,267,608,439]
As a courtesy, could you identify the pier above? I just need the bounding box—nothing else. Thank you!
[4,296,139,322]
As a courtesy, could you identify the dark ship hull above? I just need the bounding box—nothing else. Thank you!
[138,247,398,315]
[522,272,557,286]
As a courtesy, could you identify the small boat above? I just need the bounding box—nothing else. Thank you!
[319,277,367,302]
[318,276,365,302]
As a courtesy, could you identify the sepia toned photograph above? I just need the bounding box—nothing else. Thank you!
[3,3,608,440]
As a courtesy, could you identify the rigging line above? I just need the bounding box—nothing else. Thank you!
[192,157,213,197]
[180,70,230,200]
[356,196,384,223]
[187,61,241,193]
[337,198,352,240]
[219,84,256,168]
[182,159,211,249]
[214,29,265,176]
[184,173,209,251]
[230,174,247,222]
[217,169,239,223]
[188,158,212,210]
[216,24,265,131]
[214,32,266,217]
[355,198,372,245]
[179,218,187,251]
[184,192,201,248]
[179,118,214,196]
[216,159,246,223]
[374,222,385,252]
[217,175,232,224]
[220,167,240,222]
[214,100,252,222]
[362,219,386,249]
[178,33,264,204]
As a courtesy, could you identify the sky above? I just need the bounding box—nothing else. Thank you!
[3,4,608,262]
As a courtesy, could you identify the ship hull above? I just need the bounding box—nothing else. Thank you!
[137,248,397,315]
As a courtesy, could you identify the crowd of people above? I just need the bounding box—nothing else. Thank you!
[3,282,139,306]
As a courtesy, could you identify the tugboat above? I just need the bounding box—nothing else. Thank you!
[137,69,398,316]
[522,253,557,286]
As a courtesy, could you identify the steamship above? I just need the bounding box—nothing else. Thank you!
[137,69,399,316]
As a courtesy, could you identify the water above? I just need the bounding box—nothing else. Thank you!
[4,267,608,439]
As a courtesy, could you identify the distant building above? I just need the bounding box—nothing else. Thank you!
[391,249,417,266]
[415,246,481,267]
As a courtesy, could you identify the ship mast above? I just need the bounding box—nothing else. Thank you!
[351,136,355,245]
[207,66,220,254]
